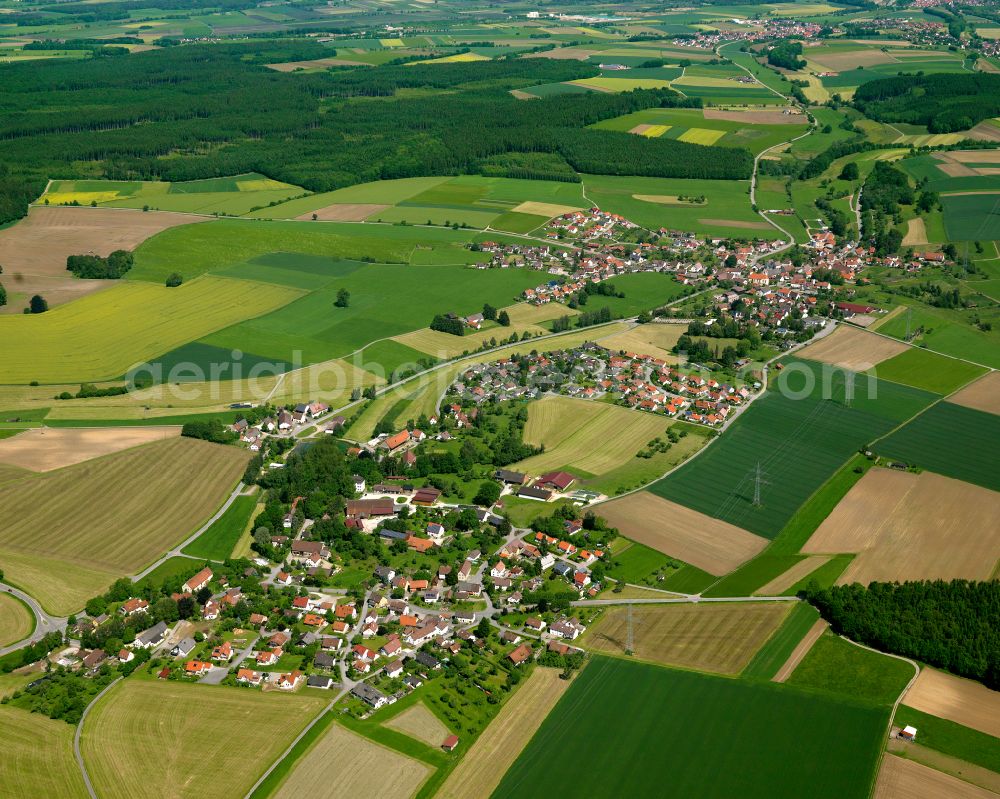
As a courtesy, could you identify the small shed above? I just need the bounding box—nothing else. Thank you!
[442,734,460,752]
[899,725,917,741]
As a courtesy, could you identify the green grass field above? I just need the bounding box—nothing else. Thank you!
[876,401,1000,492]
[0,276,302,384]
[874,348,987,395]
[181,493,258,560]
[492,656,887,799]
[941,193,1000,241]
[742,601,821,680]
[893,705,1000,775]
[874,302,1000,369]
[650,359,936,538]
[605,541,677,584]
[583,174,776,238]
[786,632,914,706]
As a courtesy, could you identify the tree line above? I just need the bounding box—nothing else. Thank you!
[805,579,1000,689]
[854,73,1000,133]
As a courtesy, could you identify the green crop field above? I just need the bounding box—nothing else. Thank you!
[492,656,887,799]
[582,173,776,238]
[0,277,302,384]
[874,348,986,395]
[786,632,914,706]
[198,260,542,368]
[181,493,258,560]
[129,219,491,283]
[742,602,821,679]
[876,401,1000,492]
[941,193,1000,240]
[0,437,247,614]
[650,359,936,538]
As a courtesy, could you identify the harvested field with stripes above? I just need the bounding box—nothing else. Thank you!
[0,426,180,472]
[580,602,792,674]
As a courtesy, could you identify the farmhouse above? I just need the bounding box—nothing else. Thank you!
[133,621,169,650]
[183,567,213,594]
[536,471,577,491]
[352,682,389,708]
[347,499,397,518]
[518,485,553,502]
[119,598,149,616]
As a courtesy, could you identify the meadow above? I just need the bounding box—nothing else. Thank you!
[650,358,937,538]
[182,493,259,560]
[872,301,1000,369]
[893,705,1000,776]
[940,193,1000,240]
[0,705,89,799]
[875,401,1000,492]
[0,276,302,384]
[582,173,773,237]
[605,540,678,585]
[580,602,792,674]
[786,632,914,707]
[81,680,326,799]
[492,656,887,799]
[0,437,247,614]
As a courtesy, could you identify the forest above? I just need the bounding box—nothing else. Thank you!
[853,73,1000,133]
[806,580,1000,689]
[0,41,752,225]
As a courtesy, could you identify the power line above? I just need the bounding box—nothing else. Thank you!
[752,461,770,507]
[625,602,634,656]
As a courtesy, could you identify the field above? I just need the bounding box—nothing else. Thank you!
[873,348,987,395]
[0,592,34,647]
[738,602,819,677]
[596,492,768,576]
[580,602,792,674]
[0,437,247,614]
[0,206,207,312]
[0,276,302,384]
[41,173,305,216]
[492,656,888,799]
[893,704,1000,777]
[516,396,677,477]
[802,469,1000,585]
[873,755,996,799]
[594,106,807,156]
[798,325,908,371]
[650,358,937,538]
[81,680,326,799]
[872,301,1000,370]
[786,632,914,706]
[948,371,1000,415]
[437,667,568,799]
[384,702,451,748]
[271,721,431,799]
[876,402,1000,492]
[597,322,686,361]
[581,174,772,238]
[0,426,180,472]
[903,668,1000,739]
[753,555,833,595]
[182,493,258,561]
[0,705,89,798]
[941,193,1000,241]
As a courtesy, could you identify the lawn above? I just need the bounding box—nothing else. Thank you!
[0,276,300,384]
[742,601,821,680]
[0,705,89,799]
[0,437,246,614]
[492,656,887,799]
[181,493,258,560]
[874,348,987,395]
[605,541,678,584]
[81,680,326,799]
[875,401,1000,492]
[650,359,936,538]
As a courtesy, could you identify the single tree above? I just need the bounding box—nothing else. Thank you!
[0,281,6,307]
[29,294,48,314]
[165,272,183,288]
[334,288,350,308]
[498,309,511,326]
